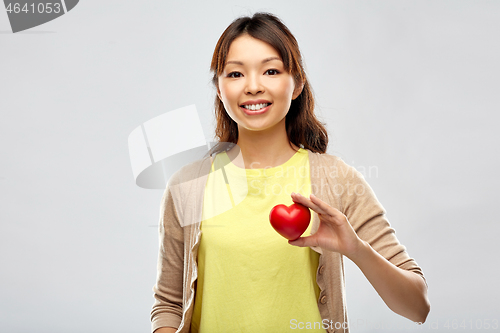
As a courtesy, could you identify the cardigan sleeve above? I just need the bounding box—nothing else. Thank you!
[335,157,427,287]
[151,184,185,332]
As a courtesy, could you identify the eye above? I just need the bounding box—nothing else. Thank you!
[227,71,242,78]
[265,69,280,75]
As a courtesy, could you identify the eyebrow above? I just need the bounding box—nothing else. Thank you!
[225,56,282,66]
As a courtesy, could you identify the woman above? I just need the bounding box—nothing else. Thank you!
[151,12,430,333]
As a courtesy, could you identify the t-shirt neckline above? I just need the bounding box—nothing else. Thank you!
[221,147,307,178]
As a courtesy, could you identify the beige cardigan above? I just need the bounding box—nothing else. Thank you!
[151,150,427,333]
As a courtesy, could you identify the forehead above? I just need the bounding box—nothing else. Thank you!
[226,34,282,63]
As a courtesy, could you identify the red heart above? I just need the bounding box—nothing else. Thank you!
[269,203,311,241]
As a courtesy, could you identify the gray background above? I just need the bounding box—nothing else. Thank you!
[1,1,499,332]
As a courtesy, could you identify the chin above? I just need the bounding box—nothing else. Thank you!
[240,121,282,133]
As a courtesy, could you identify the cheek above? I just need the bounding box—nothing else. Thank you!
[218,82,237,105]
[274,78,296,100]
[218,84,240,119]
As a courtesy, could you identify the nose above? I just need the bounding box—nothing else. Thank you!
[244,73,263,95]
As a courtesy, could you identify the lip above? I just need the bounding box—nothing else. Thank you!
[240,103,271,116]
[240,99,271,106]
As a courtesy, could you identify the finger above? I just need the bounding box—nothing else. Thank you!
[309,193,343,218]
[290,192,301,203]
[288,235,314,248]
[291,192,328,215]
[291,192,313,208]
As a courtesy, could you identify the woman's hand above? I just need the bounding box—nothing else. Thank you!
[289,192,366,259]
[289,192,431,323]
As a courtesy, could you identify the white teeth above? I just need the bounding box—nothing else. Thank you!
[242,103,269,111]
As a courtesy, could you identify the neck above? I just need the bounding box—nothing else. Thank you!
[228,118,300,169]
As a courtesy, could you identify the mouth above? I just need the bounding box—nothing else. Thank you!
[240,103,272,115]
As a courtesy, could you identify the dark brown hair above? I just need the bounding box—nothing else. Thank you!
[208,12,328,156]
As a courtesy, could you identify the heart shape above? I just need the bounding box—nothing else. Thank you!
[269,203,311,241]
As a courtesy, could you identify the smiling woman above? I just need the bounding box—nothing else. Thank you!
[209,13,328,167]
[216,35,301,135]
[150,12,430,333]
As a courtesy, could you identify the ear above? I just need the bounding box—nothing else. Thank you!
[292,80,304,100]
[216,85,222,101]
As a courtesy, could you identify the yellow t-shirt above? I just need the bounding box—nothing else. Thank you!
[191,148,324,332]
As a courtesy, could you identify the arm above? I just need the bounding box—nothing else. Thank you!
[150,185,185,333]
[290,192,430,323]
[349,239,430,322]
[154,328,177,333]
[289,158,430,323]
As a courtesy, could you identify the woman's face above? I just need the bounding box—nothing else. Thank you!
[217,34,303,134]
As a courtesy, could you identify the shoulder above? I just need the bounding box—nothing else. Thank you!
[163,155,212,222]
[307,150,361,181]
[315,152,340,164]
[307,149,343,164]
[309,151,385,217]
[168,155,213,187]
